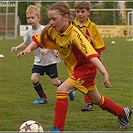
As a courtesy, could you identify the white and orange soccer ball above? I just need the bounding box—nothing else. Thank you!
[19,120,44,132]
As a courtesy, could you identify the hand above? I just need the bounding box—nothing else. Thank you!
[40,49,49,55]
[11,47,17,53]
[103,73,112,88]
[104,81,112,88]
[17,49,31,57]
[54,50,59,58]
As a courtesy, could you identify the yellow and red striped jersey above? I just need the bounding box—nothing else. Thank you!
[33,23,98,76]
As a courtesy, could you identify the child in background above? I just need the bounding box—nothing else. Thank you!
[74,2,106,111]
[11,5,75,104]
[17,2,132,132]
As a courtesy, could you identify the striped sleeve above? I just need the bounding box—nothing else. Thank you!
[32,33,57,50]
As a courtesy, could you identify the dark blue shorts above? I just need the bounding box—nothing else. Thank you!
[32,64,58,79]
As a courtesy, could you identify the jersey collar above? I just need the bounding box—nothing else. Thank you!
[59,22,73,36]
[74,17,91,28]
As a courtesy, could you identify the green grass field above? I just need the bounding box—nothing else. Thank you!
[0,36,133,131]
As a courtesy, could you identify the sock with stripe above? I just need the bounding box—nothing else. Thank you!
[99,95,124,116]
[53,92,68,131]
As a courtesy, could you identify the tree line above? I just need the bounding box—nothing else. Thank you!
[0,2,133,25]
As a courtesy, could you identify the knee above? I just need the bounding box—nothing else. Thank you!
[51,79,61,86]
[56,85,64,92]
[94,94,105,106]
[86,92,104,105]
[31,75,38,84]
[51,81,58,86]
[97,94,105,106]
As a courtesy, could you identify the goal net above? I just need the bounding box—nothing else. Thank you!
[0,1,18,39]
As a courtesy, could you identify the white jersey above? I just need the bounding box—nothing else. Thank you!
[23,25,61,66]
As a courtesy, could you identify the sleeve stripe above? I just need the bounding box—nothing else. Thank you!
[87,54,99,60]
[96,46,106,52]
[32,35,41,47]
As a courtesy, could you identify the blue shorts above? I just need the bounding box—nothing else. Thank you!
[32,64,58,79]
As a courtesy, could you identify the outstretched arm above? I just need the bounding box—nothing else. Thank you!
[11,42,27,53]
[90,57,112,88]
[17,41,39,57]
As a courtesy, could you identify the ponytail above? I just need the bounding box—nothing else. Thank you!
[40,23,52,47]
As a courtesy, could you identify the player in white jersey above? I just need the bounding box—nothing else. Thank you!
[11,5,62,104]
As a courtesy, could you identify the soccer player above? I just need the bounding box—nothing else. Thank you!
[17,2,132,132]
[73,2,106,111]
[11,5,75,104]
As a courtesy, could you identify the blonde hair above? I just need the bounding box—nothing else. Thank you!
[74,2,91,11]
[26,5,41,18]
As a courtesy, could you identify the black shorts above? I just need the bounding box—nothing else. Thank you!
[32,64,58,79]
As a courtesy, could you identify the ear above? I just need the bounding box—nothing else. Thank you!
[37,14,41,21]
[38,16,41,21]
[64,14,69,21]
[87,10,90,16]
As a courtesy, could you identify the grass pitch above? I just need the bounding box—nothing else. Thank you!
[0,36,133,131]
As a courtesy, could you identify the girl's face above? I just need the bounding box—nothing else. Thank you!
[75,9,90,23]
[48,10,69,33]
[26,12,40,28]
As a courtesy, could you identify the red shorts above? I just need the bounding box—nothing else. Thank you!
[67,65,97,94]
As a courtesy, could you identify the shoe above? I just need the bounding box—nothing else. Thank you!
[81,102,94,111]
[50,126,61,132]
[33,97,48,104]
[69,91,76,101]
[118,108,132,129]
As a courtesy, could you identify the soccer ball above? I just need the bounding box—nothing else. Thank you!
[19,120,44,132]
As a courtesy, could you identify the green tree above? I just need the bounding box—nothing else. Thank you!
[90,2,123,25]
[18,2,34,25]
[125,2,133,8]
[40,2,75,25]
[40,2,54,25]
[124,2,133,24]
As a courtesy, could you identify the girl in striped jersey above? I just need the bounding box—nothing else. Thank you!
[17,2,132,132]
